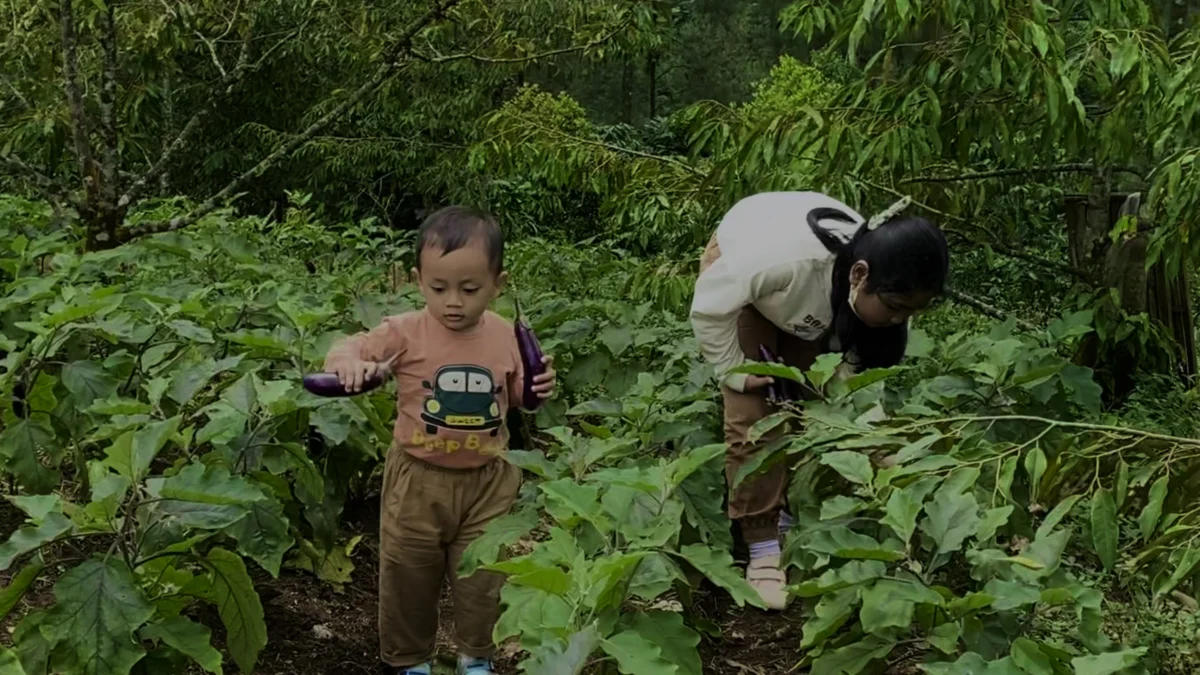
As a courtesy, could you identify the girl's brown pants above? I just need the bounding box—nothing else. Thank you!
[700,235,820,544]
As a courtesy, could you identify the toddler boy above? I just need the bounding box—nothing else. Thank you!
[324,206,556,675]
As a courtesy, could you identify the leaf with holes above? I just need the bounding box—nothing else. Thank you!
[189,548,266,674]
[140,616,224,675]
[41,558,154,675]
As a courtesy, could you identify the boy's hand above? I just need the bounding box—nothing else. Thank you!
[332,357,393,393]
[532,355,557,399]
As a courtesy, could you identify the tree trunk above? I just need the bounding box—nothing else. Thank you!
[647,52,658,119]
[622,56,634,124]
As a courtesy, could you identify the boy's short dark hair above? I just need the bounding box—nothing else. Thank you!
[414,205,504,275]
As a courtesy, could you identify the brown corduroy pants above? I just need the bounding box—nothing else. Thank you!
[700,234,821,544]
[378,450,522,668]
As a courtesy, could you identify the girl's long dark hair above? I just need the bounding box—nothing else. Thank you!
[807,207,949,370]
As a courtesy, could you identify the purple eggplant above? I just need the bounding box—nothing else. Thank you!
[758,344,783,404]
[302,372,384,398]
[515,310,546,410]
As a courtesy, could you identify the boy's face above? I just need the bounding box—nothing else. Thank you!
[414,240,506,331]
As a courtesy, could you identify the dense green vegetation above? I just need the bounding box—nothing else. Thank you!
[4,0,1200,674]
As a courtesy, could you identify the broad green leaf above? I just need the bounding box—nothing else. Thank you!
[1024,447,1047,503]
[224,500,293,577]
[148,462,267,506]
[541,479,608,532]
[494,585,572,643]
[459,507,539,577]
[928,621,961,654]
[1036,495,1082,539]
[820,450,874,485]
[1114,460,1129,512]
[0,646,25,674]
[0,513,72,571]
[0,560,44,621]
[166,320,213,344]
[504,450,559,479]
[0,417,59,493]
[193,548,266,674]
[1010,638,1052,675]
[1090,489,1118,571]
[894,433,942,464]
[920,489,981,555]
[793,559,887,597]
[1070,648,1147,675]
[105,416,181,482]
[7,495,62,523]
[806,527,904,561]
[600,630,675,674]
[666,443,725,489]
[881,485,923,545]
[811,635,895,675]
[42,558,153,675]
[996,456,1017,502]
[801,587,859,648]
[628,553,682,601]
[628,611,702,675]
[808,353,843,388]
[983,579,1041,611]
[62,361,119,407]
[1138,476,1168,541]
[523,626,601,675]
[599,325,633,357]
[585,552,649,611]
[677,544,765,608]
[941,466,982,496]
[975,506,1015,542]
[140,616,223,675]
[860,579,943,634]
[821,496,867,520]
[511,567,573,597]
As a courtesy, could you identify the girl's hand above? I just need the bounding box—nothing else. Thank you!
[332,357,392,393]
[532,355,557,399]
[744,375,775,392]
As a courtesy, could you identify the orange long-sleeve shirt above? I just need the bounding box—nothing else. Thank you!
[324,309,524,469]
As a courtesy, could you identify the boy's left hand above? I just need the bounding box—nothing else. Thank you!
[532,355,557,399]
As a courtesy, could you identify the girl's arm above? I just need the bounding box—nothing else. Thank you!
[690,257,793,392]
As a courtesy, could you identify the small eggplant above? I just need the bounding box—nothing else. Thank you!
[514,299,546,410]
[302,372,384,398]
[757,344,783,404]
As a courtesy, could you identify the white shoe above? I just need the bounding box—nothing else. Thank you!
[746,554,788,610]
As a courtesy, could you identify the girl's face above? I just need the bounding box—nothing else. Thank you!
[849,261,935,328]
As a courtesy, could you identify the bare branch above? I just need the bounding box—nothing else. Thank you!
[945,289,1040,332]
[860,177,1092,282]
[522,121,705,175]
[1,153,69,206]
[59,0,94,204]
[121,0,463,240]
[121,15,303,209]
[98,1,120,211]
[417,25,624,65]
[902,163,1145,185]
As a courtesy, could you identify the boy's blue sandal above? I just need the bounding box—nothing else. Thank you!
[457,656,497,675]
[388,664,431,675]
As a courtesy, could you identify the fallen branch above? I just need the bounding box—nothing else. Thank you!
[902,163,1145,185]
[945,288,1039,332]
[121,0,462,239]
[418,25,624,65]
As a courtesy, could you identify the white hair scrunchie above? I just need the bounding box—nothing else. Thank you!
[865,195,912,231]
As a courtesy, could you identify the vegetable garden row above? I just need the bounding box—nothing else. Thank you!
[1,197,1198,674]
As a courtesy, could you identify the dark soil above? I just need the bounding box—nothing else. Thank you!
[0,494,804,675]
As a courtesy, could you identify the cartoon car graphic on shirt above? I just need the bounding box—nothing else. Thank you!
[420,365,503,436]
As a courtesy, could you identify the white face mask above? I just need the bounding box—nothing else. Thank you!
[848,277,865,320]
